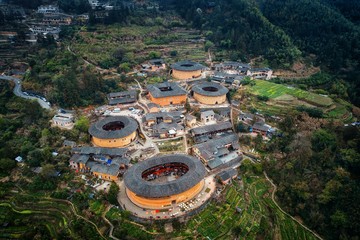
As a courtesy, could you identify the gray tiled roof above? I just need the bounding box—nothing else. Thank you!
[193,134,239,161]
[171,60,205,71]
[144,111,183,122]
[147,82,187,98]
[153,122,184,134]
[107,90,137,105]
[70,154,89,164]
[71,146,128,157]
[124,154,206,198]
[112,157,130,166]
[89,116,138,139]
[149,59,165,65]
[91,163,119,176]
[207,152,240,169]
[249,67,271,72]
[201,110,215,118]
[190,121,232,136]
[192,82,229,97]
[186,114,196,121]
[215,61,250,69]
[252,122,271,132]
[147,102,159,109]
[63,140,76,147]
[217,168,238,182]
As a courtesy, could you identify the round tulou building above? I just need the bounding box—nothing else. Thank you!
[192,81,229,105]
[89,116,138,148]
[124,154,206,209]
[171,60,204,80]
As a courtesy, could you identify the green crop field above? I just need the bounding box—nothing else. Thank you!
[248,80,333,107]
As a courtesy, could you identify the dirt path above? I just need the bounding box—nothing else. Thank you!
[263,172,323,240]
[47,198,107,240]
[102,205,119,240]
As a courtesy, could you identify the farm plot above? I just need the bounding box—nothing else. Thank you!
[0,195,104,239]
[176,174,319,240]
[249,80,333,107]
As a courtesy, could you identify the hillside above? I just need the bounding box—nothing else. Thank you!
[172,0,360,106]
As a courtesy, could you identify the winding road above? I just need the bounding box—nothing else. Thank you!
[0,75,51,109]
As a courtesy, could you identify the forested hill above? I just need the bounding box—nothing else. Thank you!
[176,0,302,68]
[172,0,360,106]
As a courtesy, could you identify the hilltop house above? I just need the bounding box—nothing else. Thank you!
[201,110,215,124]
[37,5,59,14]
[149,59,166,70]
[43,14,72,25]
[247,68,273,80]
[52,113,74,129]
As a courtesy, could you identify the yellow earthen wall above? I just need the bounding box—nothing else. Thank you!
[149,93,187,106]
[126,180,204,209]
[92,131,137,148]
[193,92,227,105]
[172,69,202,80]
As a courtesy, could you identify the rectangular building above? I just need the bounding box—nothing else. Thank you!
[107,90,137,105]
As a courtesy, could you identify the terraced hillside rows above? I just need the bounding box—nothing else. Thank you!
[173,167,319,240]
[0,194,106,239]
[70,24,206,69]
[249,80,333,107]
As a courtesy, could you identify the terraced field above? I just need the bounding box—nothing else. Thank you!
[248,80,333,107]
[178,174,319,240]
[0,195,106,239]
[71,24,206,68]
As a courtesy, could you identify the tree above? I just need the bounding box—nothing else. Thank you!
[0,158,16,176]
[170,50,178,57]
[311,129,336,152]
[236,122,248,133]
[107,182,119,205]
[118,62,131,73]
[75,116,89,133]
[148,51,161,59]
[204,40,214,51]
[184,99,191,112]
[254,133,263,151]
[257,95,269,101]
